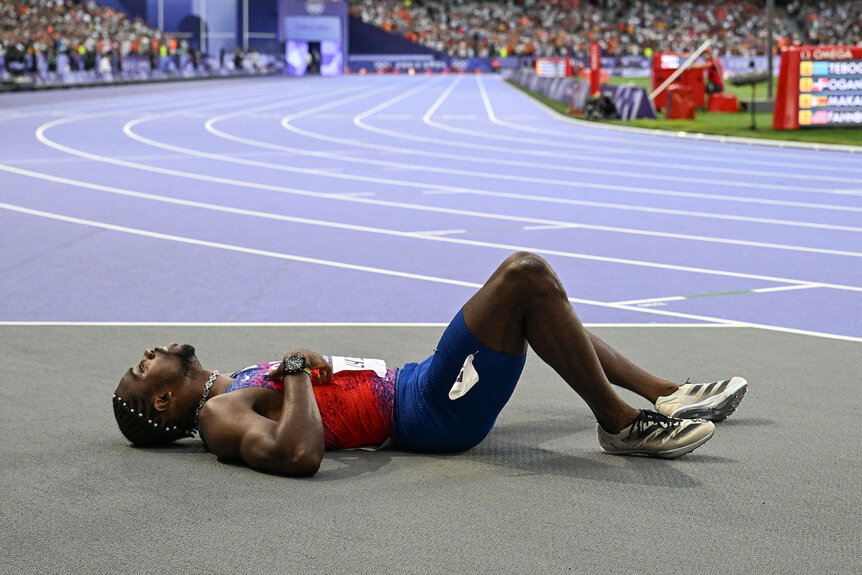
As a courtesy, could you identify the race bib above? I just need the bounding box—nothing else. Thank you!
[329,356,387,378]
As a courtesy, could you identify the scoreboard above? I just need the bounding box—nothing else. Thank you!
[773,45,862,130]
[535,57,573,78]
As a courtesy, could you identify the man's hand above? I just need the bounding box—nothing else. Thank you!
[265,349,333,385]
[204,348,326,476]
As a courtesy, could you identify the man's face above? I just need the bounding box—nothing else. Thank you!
[116,343,200,399]
[159,343,199,376]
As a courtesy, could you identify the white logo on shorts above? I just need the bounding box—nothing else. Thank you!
[449,354,480,400]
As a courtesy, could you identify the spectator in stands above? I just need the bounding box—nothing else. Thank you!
[1,0,178,76]
[793,1,862,47]
[349,0,859,59]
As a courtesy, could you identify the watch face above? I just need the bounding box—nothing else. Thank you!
[284,355,307,373]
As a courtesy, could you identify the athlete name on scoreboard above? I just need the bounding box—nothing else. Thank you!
[800,95,862,107]
[797,56,862,127]
[804,78,862,92]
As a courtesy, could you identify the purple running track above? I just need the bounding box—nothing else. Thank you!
[0,75,860,340]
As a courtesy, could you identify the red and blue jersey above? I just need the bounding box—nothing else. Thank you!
[226,362,397,450]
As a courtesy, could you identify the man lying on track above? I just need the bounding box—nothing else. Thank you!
[112,252,748,477]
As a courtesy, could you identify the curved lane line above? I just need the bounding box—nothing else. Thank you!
[0,199,781,327]
[425,75,862,182]
[4,200,861,343]
[353,76,862,187]
[486,75,862,156]
[350,85,862,192]
[113,116,862,239]
[1,160,860,293]
[477,75,862,176]
[28,89,862,258]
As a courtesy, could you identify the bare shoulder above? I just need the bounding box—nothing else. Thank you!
[198,389,279,459]
[198,386,324,477]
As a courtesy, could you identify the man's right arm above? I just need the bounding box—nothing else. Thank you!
[199,372,325,477]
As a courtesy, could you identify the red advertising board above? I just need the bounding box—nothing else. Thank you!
[651,52,706,110]
[589,42,601,96]
[773,45,862,130]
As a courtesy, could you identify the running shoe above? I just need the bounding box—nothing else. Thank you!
[655,377,748,422]
[596,410,714,459]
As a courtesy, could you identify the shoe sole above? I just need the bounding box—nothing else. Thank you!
[599,426,715,459]
[671,378,748,422]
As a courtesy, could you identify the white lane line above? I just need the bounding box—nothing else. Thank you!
[196,82,862,213]
[86,98,862,238]
[3,148,297,166]
[328,191,375,198]
[488,75,862,158]
[183,113,862,235]
[18,85,857,256]
[751,284,825,294]
[5,200,862,343]
[274,80,862,204]
[480,75,854,165]
[613,296,688,306]
[208,98,862,232]
[23,118,862,257]
[350,78,862,192]
[2,160,862,294]
[27,110,862,260]
[613,282,824,306]
[276,84,862,208]
[523,224,580,231]
[410,229,467,236]
[0,201,483,289]
[15,98,862,286]
[413,76,862,186]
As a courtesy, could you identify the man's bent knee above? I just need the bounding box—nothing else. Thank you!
[501,252,555,281]
[499,252,564,296]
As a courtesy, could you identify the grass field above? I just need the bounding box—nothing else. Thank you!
[509,76,862,148]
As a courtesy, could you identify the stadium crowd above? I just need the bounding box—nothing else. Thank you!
[0,0,182,74]
[349,0,861,59]
[2,0,860,75]
[787,1,862,46]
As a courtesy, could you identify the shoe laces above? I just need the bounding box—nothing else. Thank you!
[628,410,680,441]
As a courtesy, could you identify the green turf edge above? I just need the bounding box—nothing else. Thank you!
[505,78,862,148]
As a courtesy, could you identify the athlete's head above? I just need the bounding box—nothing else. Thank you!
[112,344,203,446]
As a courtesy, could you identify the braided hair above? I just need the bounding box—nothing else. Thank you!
[112,392,196,447]
[113,344,202,446]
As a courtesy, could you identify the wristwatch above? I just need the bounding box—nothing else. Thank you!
[282,354,310,375]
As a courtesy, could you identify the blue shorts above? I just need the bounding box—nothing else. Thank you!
[393,309,527,452]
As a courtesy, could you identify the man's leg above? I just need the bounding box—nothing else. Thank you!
[461,252,740,457]
[462,252,643,433]
[589,329,747,422]
[587,333,678,404]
